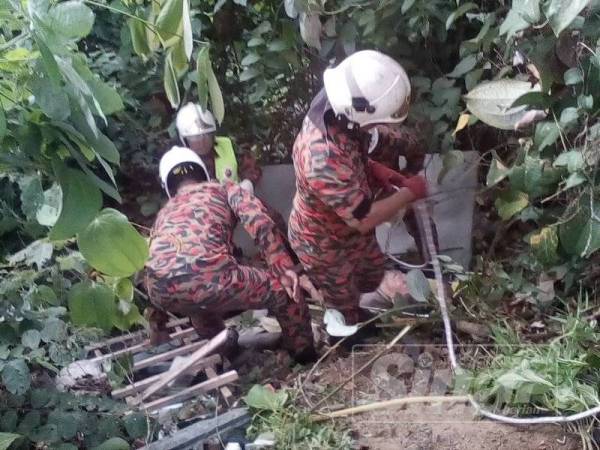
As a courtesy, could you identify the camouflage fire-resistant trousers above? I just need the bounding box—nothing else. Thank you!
[145,262,313,353]
[289,230,386,325]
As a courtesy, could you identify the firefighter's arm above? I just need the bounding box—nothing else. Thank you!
[225,182,294,276]
[308,151,426,235]
[352,174,427,234]
[348,189,417,234]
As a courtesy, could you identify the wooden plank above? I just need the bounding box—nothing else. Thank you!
[89,327,197,364]
[133,339,208,370]
[205,366,233,406]
[175,325,193,346]
[140,408,250,450]
[141,329,230,401]
[85,318,190,353]
[111,354,222,399]
[141,370,238,411]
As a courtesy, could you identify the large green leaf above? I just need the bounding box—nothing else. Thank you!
[510,156,560,199]
[405,269,431,303]
[495,190,529,220]
[64,111,120,164]
[123,414,148,439]
[68,281,117,331]
[49,1,94,40]
[164,52,180,108]
[447,54,477,78]
[208,63,224,124]
[78,208,149,277]
[2,359,30,395]
[182,0,192,59]
[534,121,560,151]
[487,157,511,187]
[21,330,41,350]
[465,80,541,130]
[87,78,124,116]
[446,2,478,30]
[32,32,62,84]
[0,433,21,450]
[50,166,102,241]
[128,19,151,57]
[244,385,288,412]
[196,47,210,109]
[171,39,189,76]
[554,150,584,173]
[30,76,69,120]
[18,175,44,221]
[155,0,183,46]
[559,195,600,258]
[499,0,540,38]
[299,13,321,50]
[115,278,134,301]
[544,0,589,36]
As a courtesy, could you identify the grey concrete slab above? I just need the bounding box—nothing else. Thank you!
[234,155,479,268]
[376,151,479,268]
[233,165,296,257]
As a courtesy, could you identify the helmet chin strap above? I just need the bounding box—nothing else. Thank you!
[333,112,361,133]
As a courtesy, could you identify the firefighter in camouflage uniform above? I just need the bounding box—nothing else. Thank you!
[145,146,316,363]
[289,50,428,325]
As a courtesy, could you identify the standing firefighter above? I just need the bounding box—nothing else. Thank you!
[176,102,289,241]
[289,50,427,326]
[145,146,316,363]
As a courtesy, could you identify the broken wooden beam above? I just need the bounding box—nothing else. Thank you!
[141,329,230,401]
[133,339,208,371]
[205,366,233,406]
[89,327,197,364]
[140,408,250,450]
[141,370,239,411]
[85,318,190,353]
[111,354,222,400]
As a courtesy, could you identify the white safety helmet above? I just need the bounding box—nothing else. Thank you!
[176,103,217,138]
[323,50,411,128]
[159,146,210,197]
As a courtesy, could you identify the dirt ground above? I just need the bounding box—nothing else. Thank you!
[299,331,583,450]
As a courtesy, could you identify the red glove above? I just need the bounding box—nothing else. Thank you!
[402,175,428,200]
[367,159,407,191]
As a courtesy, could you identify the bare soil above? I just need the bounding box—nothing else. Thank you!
[301,333,583,450]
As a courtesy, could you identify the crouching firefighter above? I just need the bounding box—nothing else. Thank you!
[289,50,428,326]
[145,146,317,363]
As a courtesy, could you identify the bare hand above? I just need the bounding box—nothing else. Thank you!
[280,270,301,303]
[299,274,323,303]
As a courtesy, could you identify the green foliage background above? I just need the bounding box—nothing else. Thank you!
[2,0,600,446]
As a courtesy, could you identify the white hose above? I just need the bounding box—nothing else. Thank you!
[388,202,600,425]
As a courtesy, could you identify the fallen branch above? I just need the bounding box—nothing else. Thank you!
[310,325,412,412]
[311,395,470,422]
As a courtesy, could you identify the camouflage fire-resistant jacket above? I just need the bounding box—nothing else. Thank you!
[147,181,294,288]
